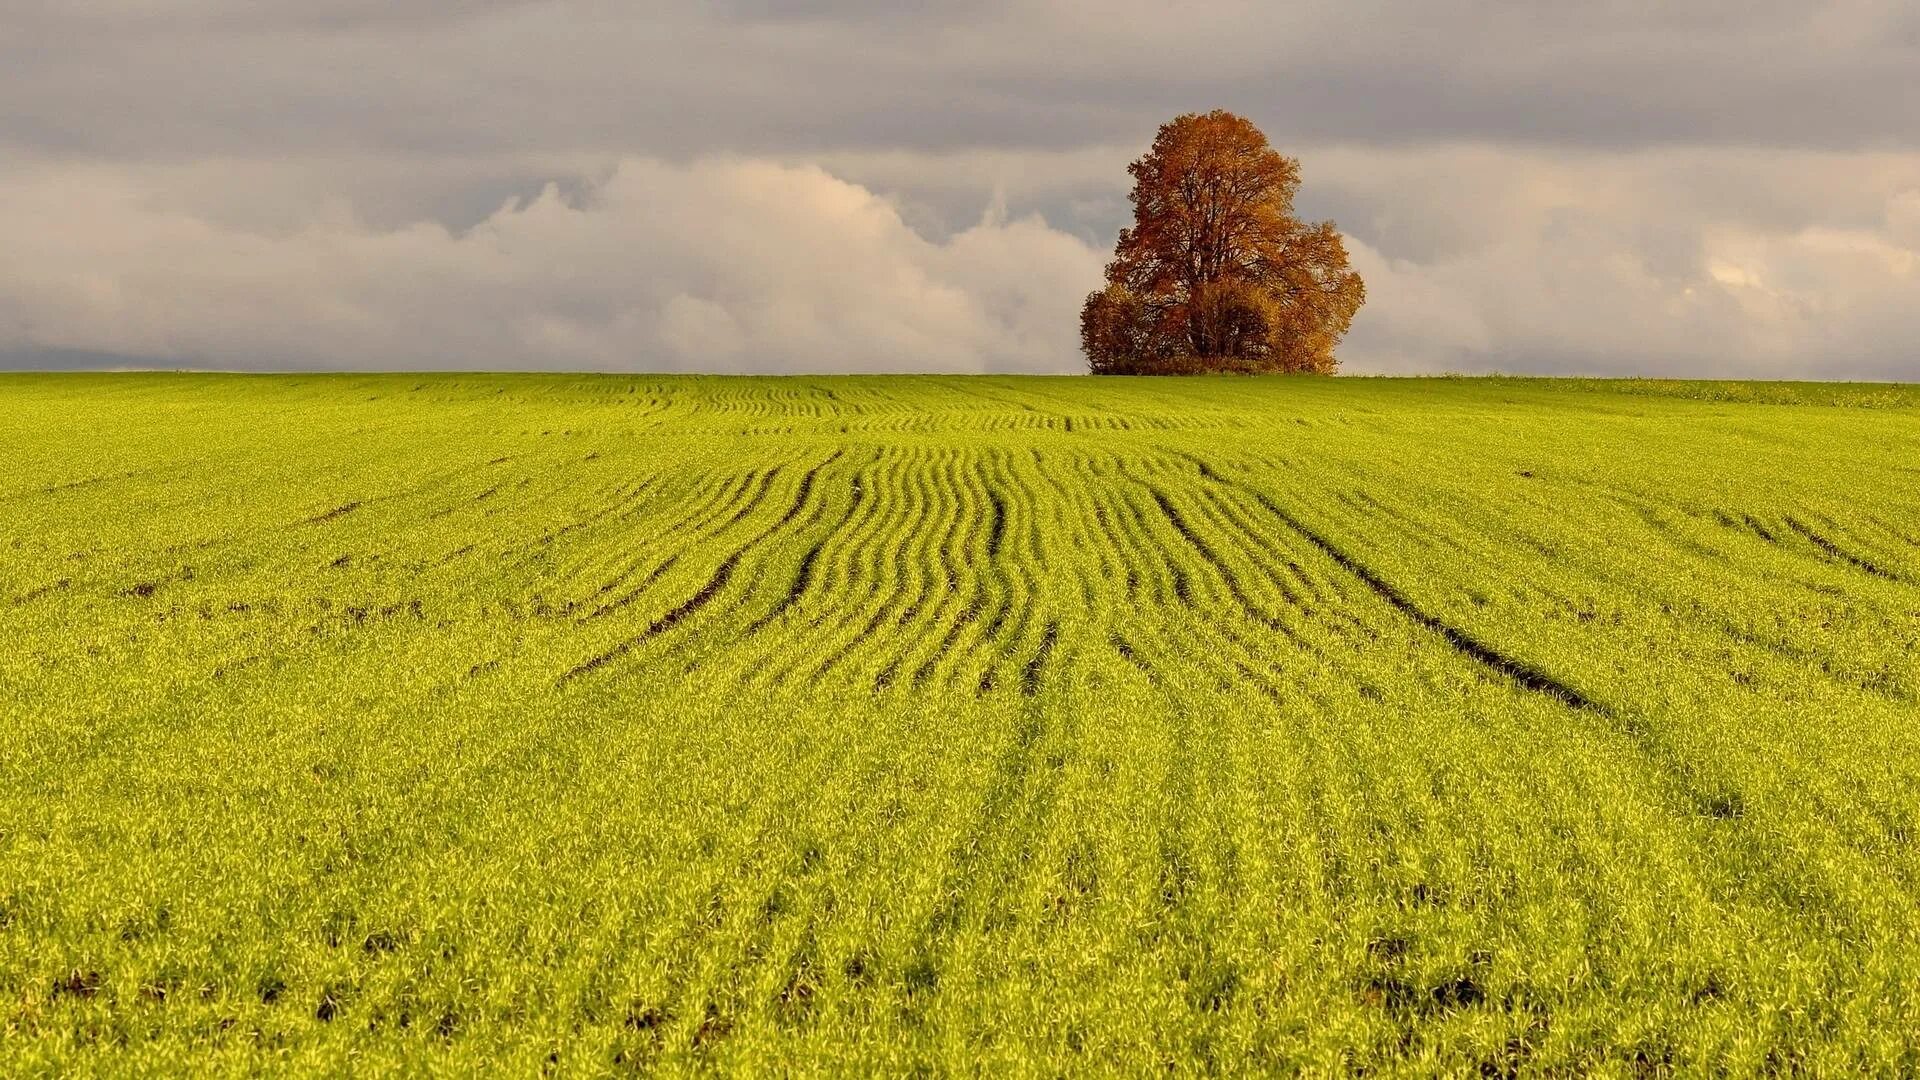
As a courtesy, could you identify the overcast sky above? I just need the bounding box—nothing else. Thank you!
[4,1,1917,377]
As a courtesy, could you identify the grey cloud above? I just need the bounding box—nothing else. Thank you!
[5,1,1917,162]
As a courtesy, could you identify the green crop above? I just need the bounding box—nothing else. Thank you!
[3,373,1918,1075]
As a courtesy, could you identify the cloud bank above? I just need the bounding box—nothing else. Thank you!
[0,160,1102,372]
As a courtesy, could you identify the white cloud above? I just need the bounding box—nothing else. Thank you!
[0,159,1107,372]
[1316,146,1920,378]
[2,147,1916,378]
[1883,188,1920,249]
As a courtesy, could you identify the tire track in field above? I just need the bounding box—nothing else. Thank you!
[953,456,1020,694]
[1631,481,1915,588]
[745,453,879,639]
[301,501,363,525]
[1180,458,1614,718]
[578,555,681,623]
[560,555,741,681]
[1118,480,1313,705]
[873,452,966,692]
[1266,496,1612,716]
[856,452,948,688]
[1109,632,1157,682]
[1228,461,1920,905]
[978,451,1044,694]
[1100,467,1190,611]
[1145,484,1307,645]
[888,454,940,629]
[810,453,929,680]
[1242,477,1920,939]
[1183,458,1609,713]
[1784,516,1908,583]
[906,450,1015,694]
[746,535,831,634]
[911,452,989,689]
[904,619,1069,1003]
[1025,447,1109,620]
[1189,486,1319,610]
[1089,457,1295,700]
[805,453,920,685]
[570,468,757,615]
[908,451,977,678]
[1502,482,1913,703]
[532,476,657,553]
[1020,619,1059,698]
[559,451,843,683]
[1084,465,1142,603]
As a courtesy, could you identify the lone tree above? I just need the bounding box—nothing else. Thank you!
[1082,111,1365,374]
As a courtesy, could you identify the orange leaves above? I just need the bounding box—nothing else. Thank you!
[1084,110,1364,375]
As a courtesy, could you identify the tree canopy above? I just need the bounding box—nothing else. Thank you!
[1082,111,1365,375]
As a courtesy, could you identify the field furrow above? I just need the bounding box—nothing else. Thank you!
[4,373,1920,1074]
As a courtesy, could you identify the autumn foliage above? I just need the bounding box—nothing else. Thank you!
[1083,111,1365,374]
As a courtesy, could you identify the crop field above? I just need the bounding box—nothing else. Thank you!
[4,373,1920,1075]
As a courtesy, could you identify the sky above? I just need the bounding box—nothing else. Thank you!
[3,1,1917,378]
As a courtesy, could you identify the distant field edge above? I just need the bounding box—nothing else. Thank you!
[0,369,1915,407]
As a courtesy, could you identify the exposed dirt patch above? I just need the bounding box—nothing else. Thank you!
[1785,517,1903,581]
[1021,620,1059,697]
[562,554,739,682]
[302,501,362,526]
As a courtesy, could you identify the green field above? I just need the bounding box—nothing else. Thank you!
[5,373,1919,1075]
